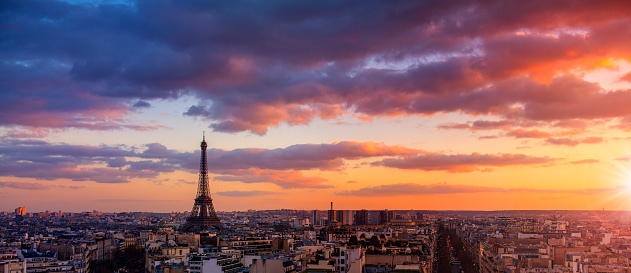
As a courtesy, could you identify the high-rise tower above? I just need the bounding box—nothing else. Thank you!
[182,133,221,231]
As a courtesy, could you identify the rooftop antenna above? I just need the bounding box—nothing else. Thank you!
[203,131,205,141]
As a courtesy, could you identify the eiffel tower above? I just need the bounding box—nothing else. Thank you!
[182,133,221,231]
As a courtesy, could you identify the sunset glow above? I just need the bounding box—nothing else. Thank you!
[2,0,631,212]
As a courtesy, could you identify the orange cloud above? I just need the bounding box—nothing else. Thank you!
[214,169,330,189]
[545,136,603,146]
[569,159,599,165]
[374,152,554,172]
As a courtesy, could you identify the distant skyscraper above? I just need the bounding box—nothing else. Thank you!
[334,210,354,225]
[328,202,337,224]
[182,133,221,231]
[368,211,380,225]
[387,210,397,222]
[336,210,346,223]
[15,207,25,216]
[355,210,368,225]
[345,210,354,225]
[379,210,388,224]
[312,210,322,226]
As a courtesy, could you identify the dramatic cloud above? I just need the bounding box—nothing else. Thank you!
[337,183,622,196]
[0,140,175,183]
[3,1,631,134]
[203,141,420,171]
[0,139,417,188]
[0,139,557,188]
[374,153,554,172]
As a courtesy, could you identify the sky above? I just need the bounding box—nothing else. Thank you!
[2,0,631,213]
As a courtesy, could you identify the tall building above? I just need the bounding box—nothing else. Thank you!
[388,210,397,222]
[336,210,346,224]
[344,210,354,225]
[182,133,221,231]
[328,202,337,224]
[15,207,25,216]
[368,211,381,225]
[335,210,354,225]
[355,210,368,225]
[379,210,397,223]
[312,210,322,226]
[379,210,388,224]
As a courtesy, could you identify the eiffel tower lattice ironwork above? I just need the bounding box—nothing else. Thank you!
[182,133,221,231]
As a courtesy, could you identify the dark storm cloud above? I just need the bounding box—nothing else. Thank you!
[3,0,631,134]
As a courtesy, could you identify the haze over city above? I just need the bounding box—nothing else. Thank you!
[3,0,631,213]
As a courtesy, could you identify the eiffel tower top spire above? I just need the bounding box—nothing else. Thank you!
[197,131,209,198]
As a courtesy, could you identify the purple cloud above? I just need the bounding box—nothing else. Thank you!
[374,153,554,172]
[2,1,631,135]
[0,139,559,186]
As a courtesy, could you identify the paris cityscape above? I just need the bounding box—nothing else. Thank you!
[3,0,631,272]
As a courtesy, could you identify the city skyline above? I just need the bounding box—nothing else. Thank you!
[2,1,631,212]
